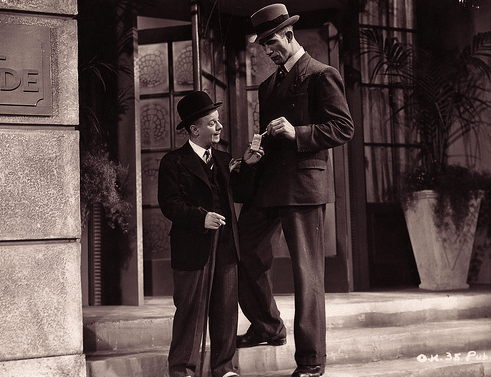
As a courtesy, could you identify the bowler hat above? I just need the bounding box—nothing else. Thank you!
[176,91,222,130]
[249,3,299,43]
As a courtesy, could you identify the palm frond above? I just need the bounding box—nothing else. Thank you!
[360,27,491,170]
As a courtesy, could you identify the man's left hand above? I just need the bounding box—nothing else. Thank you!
[267,117,296,140]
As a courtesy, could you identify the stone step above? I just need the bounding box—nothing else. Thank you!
[236,318,491,374]
[84,289,491,376]
[241,351,491,376]
[86,347,169,377]
[86,348,491,377]
[85,318,491,376]
[83,290,491,353]
[84,316,174,353]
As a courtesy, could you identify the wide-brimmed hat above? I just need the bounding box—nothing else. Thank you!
[248,3,299,43]
[176,91,222,130]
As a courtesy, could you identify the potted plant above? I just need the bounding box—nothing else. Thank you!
[360,28,491,290]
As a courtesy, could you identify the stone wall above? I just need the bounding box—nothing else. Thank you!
[0,0,85,376]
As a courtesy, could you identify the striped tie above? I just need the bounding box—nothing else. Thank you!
[204,150,213,169]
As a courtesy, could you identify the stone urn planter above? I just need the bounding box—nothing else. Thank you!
[403,190,484,291]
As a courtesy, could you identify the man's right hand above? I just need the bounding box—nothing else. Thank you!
[205,212,226,229]
[267,116,296,140]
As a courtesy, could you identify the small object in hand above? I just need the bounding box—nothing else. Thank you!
[250,130,267,152]
[229,158,242,172]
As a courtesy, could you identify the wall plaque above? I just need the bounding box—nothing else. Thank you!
[0,23,52,116]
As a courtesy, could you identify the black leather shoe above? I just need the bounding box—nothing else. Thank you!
[291,365,323,377]
[236,331,286,348]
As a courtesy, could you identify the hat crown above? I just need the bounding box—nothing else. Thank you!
[248,3,299,43]
[176,91,222,130]
[251,3,288,27]
[178,91,213,120]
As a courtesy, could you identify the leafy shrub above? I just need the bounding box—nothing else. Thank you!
[80,147,132,232]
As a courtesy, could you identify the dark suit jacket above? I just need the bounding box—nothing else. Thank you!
[251,52,354,207]
[158,141,240,271]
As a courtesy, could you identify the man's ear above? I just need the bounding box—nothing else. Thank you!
[190,124,199,135]
[286,30,293,43]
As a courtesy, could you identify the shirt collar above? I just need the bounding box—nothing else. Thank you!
[189,140,211,162]
[283,47,305,72]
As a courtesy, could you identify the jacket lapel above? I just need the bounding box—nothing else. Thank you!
[180,141,211,188]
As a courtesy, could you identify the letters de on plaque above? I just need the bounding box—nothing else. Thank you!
[0,23,52,116]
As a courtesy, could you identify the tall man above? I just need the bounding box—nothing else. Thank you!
[235,4,355,377]
[158,91,262,377]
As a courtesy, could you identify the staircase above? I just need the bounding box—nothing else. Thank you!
[84,288,491,377]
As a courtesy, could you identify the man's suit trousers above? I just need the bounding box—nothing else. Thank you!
[238,203,327,367]
[169,226,238,377]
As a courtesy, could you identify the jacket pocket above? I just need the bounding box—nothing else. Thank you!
[297,159,327,170]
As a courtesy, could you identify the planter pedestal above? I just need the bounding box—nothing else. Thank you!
[403,190,483,291]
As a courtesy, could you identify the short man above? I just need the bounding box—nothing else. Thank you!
[158,91,262,377]
[235,4,355,377]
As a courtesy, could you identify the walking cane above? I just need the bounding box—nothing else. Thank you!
[198,229,219,377]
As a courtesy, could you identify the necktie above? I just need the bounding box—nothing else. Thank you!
[204,149,213,169]
[276,65,287,87]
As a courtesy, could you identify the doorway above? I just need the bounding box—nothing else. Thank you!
[137,16,353,295]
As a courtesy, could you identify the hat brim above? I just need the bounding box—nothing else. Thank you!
[248,15,299,44]
[176,102,223,130]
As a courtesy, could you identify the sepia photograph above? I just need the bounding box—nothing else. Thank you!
[1,0,490,376]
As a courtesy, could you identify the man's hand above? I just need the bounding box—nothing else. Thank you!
[243,145,265,165]
[229,158,242,172]
[267,117,296,140]
[205,212,226,230]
